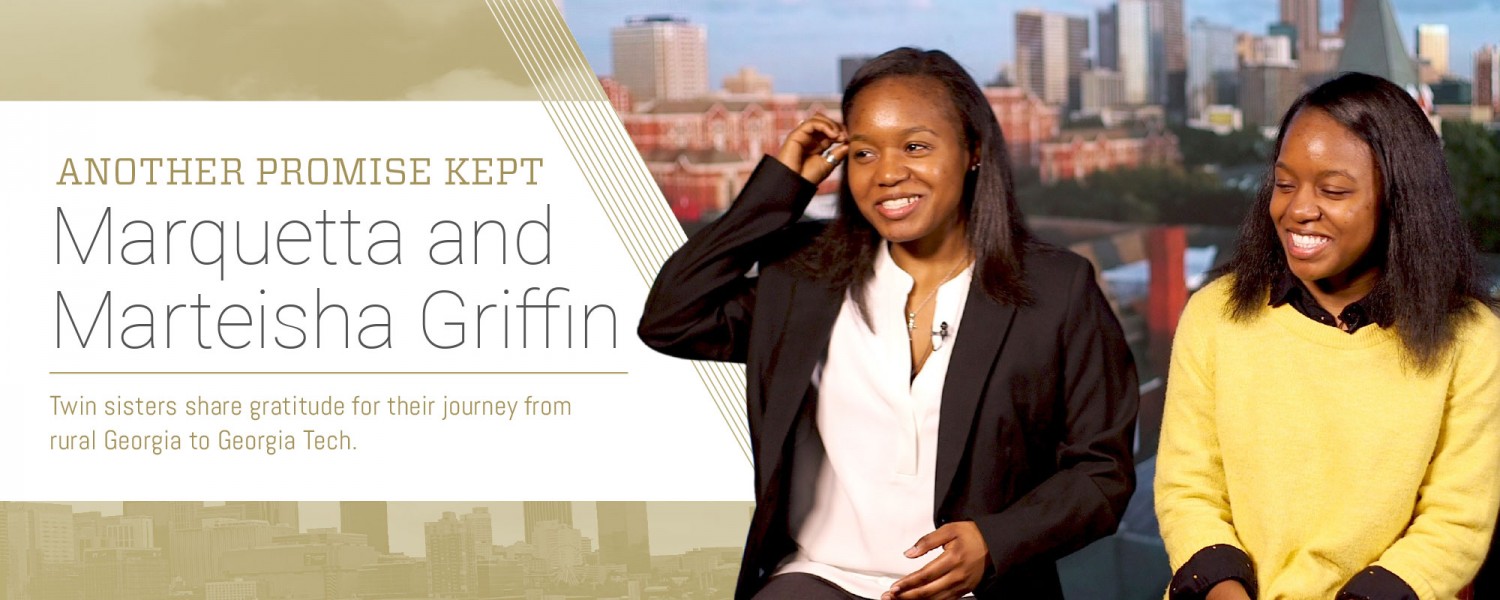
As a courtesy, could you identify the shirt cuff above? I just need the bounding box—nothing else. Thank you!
[1336,566,1419,600]
[1169,544,1258,600]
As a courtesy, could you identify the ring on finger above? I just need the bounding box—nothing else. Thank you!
[822,144,841,164]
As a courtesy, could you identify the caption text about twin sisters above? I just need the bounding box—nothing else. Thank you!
[47,155,610,456]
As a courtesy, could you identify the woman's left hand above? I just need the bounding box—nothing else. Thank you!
[882,521,990,600]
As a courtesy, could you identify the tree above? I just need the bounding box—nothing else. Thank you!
[1018,166,1253,227]
[1169,124,1271,169]
[1442,121,1500,253]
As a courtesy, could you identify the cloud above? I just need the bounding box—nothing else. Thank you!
[146,0,534,100]
[405,68,535,100]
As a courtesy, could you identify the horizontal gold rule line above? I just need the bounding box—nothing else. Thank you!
[48,371,629,375]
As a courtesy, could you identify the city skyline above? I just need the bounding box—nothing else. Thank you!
[6,501,754,599]
[45,502,752,559]
[565,0,1499,95]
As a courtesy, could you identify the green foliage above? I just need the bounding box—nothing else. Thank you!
[1169,124,1271,169]
[1015,121,1500,249]
[1441,121,1500,253]
[1017,166,1254,228]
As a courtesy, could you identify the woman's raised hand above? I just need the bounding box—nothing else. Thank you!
[775,114,849,185]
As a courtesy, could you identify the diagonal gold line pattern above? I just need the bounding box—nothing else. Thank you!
[481,0,753,465]
[495,2,751,438]
[486,2,753,439]
[515,4,753,446]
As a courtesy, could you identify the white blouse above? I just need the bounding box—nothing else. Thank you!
[775,242,973,599]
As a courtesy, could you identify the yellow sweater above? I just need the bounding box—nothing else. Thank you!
[1155,279,1500,600]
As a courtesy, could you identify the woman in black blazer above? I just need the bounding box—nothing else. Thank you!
[638,48,1139,600]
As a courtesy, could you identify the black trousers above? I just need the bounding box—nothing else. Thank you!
[752,573,874,600]
[1476,536,1499,599]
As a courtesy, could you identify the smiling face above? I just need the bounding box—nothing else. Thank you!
[844,75,973,252]
[1270,107,1383,297]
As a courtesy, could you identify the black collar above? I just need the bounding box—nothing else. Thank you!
[1269,272,1388,334]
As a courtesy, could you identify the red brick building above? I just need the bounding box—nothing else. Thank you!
[640,149,759,223]
[619,94,842,221]
[608,81,1062,221]
[598,76,632,114]
[984,87,1061,168]
[1038,127,1182,183]
[623,96,841,162]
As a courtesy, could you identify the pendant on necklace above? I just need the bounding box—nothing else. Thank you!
[906,312,917,333]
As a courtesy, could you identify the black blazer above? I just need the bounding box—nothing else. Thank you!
[639,157,1139,599]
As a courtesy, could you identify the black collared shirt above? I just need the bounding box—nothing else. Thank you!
[1269,273,1389,334]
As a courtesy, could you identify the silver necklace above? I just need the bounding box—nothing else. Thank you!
[906,258,968,338]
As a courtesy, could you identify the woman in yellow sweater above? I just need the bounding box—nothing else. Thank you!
[1155,72,1500,600]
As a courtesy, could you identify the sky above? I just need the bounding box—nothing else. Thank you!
[563,0,1500,95]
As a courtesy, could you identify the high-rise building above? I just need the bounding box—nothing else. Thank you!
[74,511,104,557]
[11,503,76,566]
[1268,22,1299,59]
[1096,0,1179,110]
[1160,0,1187,119]
[220,531,378,600]
[1240,64,1304,129]
[839,55,875,93]
[9,503,81,600]
[1306,35,1346,75]
[1338,0,1420,91]
[611,15,708,104]
[1478,45,1500,112]
[339,502,389,554]
[1280,0,1321,57]
[1415,24,1450,77]
[1097,5,1119,72]
[170,518,294,590]
[425,512,467,596]
[82,548,168,600]
[522,502,573,544]
[75,513,152,554]
[1146,0,1166,106]
[461,508,492,555]
[1081,69,1127,114]
[224,502,299,531]
[1068,15,1093,112]
[1242,35,1295,68]
[124,501,203,561]
[1476,46,1500,113]
[1014,11,1046,100]
[597,502,650,574]
[461,508,493,593]
[1188,19,1239,120]
[79,514,154,551]
[1116,0,1146,103]
[1430,78,1473,105]
[1015,9,1090,109]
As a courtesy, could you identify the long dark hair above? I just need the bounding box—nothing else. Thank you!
[792,47,1034,312]
[1218,71,1496,371]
